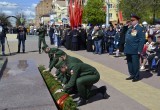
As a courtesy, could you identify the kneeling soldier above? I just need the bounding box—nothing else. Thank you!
[42,45,66,72]
[60,62,110,106]
[54,51,83,84]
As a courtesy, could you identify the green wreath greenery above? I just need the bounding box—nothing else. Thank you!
[38,65,77,110]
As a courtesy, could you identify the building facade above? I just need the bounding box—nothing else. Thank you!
[35,0,53,26]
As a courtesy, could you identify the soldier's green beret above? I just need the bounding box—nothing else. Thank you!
[42,45,49,50]
[55,50,66,58]
[55,59,66,68]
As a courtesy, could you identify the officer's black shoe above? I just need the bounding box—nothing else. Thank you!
[39,50,41,54]
[17,51,20,53]
[132,78,140,82]
[126,76,134,80]
[77,98,87,106]
[99,86,110,99]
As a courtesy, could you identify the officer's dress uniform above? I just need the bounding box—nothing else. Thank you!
[0,23,7,55]
[124,24,145,81]
[37,27,46,53]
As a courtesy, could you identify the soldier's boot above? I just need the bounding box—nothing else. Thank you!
[2,51,5,56]
[39,49,41,54]
[98,86,110,99]
[77,98,87,106]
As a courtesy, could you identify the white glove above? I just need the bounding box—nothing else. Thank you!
[54,89,63,94]
[43,68,50,72]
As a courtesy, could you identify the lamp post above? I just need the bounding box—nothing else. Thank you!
[106,0,109,27]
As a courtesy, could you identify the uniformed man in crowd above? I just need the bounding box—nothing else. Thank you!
[0,20,7,56]
[37,23,46,54]
[59,62,109,106]
[124,14,145,82]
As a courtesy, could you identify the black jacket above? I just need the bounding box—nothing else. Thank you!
[0,23,7,40]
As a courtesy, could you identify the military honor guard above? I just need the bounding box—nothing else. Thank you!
[59,62,109,106]
[124,14,145,82]
[37,23,47,54]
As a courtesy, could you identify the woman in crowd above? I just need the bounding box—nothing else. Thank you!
[140,35,155,70]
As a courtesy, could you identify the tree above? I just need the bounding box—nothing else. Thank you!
[82,0,106,25]
[16,14,26,26]
[119,0,160,24]
[0,13,12,26]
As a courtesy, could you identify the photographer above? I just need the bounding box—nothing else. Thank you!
[0,20,7,56]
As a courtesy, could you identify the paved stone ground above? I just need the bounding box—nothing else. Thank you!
[0,60,57,110]
[1,34,160,110]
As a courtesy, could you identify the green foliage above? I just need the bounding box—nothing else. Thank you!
[16,14,26,26]
[83,0,106,25]
[38,65,77,110]
[119,0,160,24]
[0,13,12,26]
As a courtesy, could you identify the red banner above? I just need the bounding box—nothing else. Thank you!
[118,11,123,22]
[69,0,83,29]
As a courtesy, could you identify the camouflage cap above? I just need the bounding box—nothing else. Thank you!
[42,45,49,50]
[55,59,65,69]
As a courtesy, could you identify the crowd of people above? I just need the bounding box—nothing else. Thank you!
[47,15,160,79]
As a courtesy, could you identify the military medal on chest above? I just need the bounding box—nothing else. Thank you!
[131,29,137,36]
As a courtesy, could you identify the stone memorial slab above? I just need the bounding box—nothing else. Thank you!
[0,60,58,110]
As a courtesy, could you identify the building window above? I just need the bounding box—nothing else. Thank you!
[109,13,112,18]
[109,4,112,8]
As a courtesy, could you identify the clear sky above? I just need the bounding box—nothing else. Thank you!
[0,0,40,19]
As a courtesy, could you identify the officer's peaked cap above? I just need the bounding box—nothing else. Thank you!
[130,14,140,20]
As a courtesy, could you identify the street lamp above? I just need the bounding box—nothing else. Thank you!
[106,0,109,27]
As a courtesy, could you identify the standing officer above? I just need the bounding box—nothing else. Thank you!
[0,20,7,56]
[37,23,46,54]
[59,62,109,106]
[124,14,145,82]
